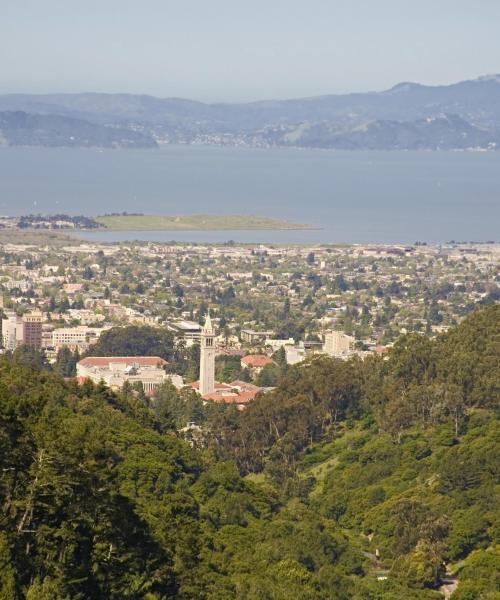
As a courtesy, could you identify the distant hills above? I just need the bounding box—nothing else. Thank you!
[0,111,157,148]
[1,75,500,150]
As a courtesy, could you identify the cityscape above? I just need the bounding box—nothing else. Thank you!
[1,2,499,598]
[2,238,497,401]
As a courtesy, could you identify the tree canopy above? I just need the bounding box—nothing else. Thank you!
[0,305,498,598]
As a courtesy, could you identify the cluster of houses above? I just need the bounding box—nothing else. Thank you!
[1,237,497,411]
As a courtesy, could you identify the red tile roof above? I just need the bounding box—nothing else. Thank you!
[202,390,257,404]
[190,380,261,405]
[190,381,231,390]
[78,356,167,367]
[229,380,260,391]
[241,354,273,368]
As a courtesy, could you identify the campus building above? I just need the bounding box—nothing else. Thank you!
[77,356,168,394]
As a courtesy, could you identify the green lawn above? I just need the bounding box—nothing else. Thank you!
[95,214,312,230]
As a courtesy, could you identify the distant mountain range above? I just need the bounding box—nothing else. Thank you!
[1,75,500,150]
[0,111,156,148]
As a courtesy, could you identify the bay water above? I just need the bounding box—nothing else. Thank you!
[0,145,498,243]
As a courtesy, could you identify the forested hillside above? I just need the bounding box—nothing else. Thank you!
[1,305,498,599]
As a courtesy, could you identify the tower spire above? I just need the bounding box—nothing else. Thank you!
[203,310,213,332]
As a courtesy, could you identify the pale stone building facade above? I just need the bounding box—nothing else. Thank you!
[323,331,354,357]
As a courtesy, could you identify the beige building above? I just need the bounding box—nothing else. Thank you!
[53,326,88,348]
[323,331,354,357]
[52,326,102,352]
[286,344,307,365]
[240,329,274,344]
[77,356,168,393]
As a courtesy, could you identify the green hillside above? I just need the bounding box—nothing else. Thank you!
[0,305,498,598]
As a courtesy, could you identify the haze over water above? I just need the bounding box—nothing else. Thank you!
[1,145,499,244]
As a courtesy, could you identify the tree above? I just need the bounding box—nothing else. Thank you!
[54,347,79,377]
[282,298,291,318]
[85,326,175,361]
[173,283,184,298]
[0,532,17,600]
[184,343,200,382]
[82,266,94,280]
[256,363,280,387]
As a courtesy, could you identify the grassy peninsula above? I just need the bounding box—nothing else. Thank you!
[95,214,312,231]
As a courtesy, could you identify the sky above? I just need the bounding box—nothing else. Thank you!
[1,0,500,102]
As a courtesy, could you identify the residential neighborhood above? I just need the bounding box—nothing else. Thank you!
[1,237,498,404]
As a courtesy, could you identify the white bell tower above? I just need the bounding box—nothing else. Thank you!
[199,312,215,395]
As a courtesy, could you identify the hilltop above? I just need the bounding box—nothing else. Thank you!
[0,111,157,148]
[1,75,500,150]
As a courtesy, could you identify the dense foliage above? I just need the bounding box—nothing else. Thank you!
[17,214,102,229]
[85,325,175,362]
[1,305,498,598]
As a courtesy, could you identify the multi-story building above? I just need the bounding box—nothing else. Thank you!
[52,326,88,350]
[168,320,202,346]
[22,311,43,349]
[1,312,22,350]
[323,331,354,357]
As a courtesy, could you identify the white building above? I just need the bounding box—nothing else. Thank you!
[199,313,215,395]
[265,337,295,352]
[286,343,307,365]
[2,312,21,350]
[168,320,202,347]
[323,331,354,357]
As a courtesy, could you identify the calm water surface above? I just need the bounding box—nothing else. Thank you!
[0,145,499,243]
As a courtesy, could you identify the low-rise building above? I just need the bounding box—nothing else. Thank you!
[286,344,307,365]
[240,329,274,344]
[241,354,273,373]
[265,337,295,351]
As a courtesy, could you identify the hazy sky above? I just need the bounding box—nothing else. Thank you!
[2,0,500,101]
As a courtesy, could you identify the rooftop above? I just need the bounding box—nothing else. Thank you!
[78,356,167,367]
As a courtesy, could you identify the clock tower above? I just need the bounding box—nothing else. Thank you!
[199,312,215,395]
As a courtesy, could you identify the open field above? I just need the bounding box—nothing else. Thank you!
[0,229,78,246]
[95,214,313,231]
